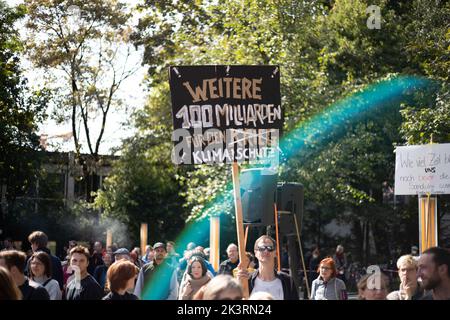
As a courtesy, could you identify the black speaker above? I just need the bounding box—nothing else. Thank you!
[240,168,277,226]
[277,182,304,235]
[278,212,296,236]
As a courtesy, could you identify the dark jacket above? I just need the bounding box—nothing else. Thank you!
[102,292,139,300]
[27,247,64,290]
[134,259,178,300]
[387,282,424,300]
[88,252,104,275]
[218,259,239,276]
[19,278,50,300]
[308,255,320,284]
[65,274,104,300]
[248,269,299,300]
[93,264,109,289]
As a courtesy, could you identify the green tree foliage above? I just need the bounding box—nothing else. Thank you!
[94,132,188,244]
[398,0,450,247]
[399,0,450,145]
[0,1,50,234]
[129,0,288,224]
[92,44,192,242]
[97,0,449,259]
[24,0,139,200]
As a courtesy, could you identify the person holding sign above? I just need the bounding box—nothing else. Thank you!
[232,252,256,278]
[236,235,298,300]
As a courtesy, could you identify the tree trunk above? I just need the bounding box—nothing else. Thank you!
[364,221,370,265]
[352,218,364,263]
[0,203,4,241]
[317,210,321,248]
[0,183,5,239]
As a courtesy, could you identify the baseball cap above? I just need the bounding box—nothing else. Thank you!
[153,242,166,250]
[113,248,130,255]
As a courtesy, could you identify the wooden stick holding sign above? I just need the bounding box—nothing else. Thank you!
[419,193,438,253]
[106,229,112,248]
[140,223,148,258]
[244,225,249,250]
[210,216,220,272]
[274,203,281,273]
[231,161,249,298]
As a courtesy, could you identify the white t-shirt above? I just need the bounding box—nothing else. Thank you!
[314,283,326,300]
[32,277,62,300]
[252,276,284,300]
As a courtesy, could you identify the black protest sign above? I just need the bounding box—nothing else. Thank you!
[169,65,282,165]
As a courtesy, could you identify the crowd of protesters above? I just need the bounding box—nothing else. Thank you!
[306,244,450,300]
[1,231,450,301]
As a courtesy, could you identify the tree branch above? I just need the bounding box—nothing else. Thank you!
[95,63,117,155]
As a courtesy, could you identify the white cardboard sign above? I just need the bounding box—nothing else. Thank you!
[395,143,450,195]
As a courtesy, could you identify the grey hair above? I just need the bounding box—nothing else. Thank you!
[226,243,238,252]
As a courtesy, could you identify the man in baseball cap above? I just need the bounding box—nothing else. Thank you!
[113,248,131,262]
[153,242,166,251]
[134,241,178,300]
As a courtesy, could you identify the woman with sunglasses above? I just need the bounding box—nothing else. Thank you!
[310,257,348,300]
[236,235,298,300]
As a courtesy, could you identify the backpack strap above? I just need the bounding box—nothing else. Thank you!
[42,278,52,287]
[335,279,338,299]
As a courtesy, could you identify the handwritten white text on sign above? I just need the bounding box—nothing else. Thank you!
[395,143,450,195]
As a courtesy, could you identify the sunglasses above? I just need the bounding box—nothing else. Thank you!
[257,245,275,252]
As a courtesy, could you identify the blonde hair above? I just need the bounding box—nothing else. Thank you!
[396,254,418,269]
[249,291,274,300]
[357,273,389,300]
[202,275,243,300]
[254,235,276,251]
